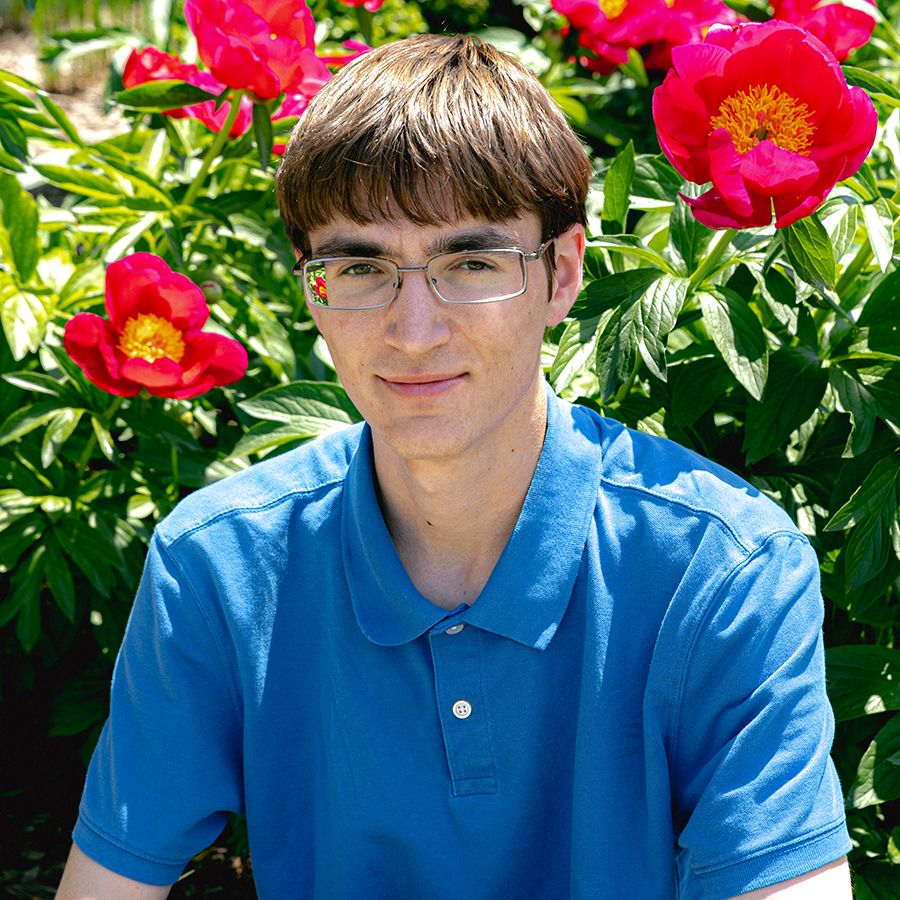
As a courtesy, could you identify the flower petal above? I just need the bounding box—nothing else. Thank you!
[683,187,773,229]
[63,313,142,397]
[105,253,170,327]
[739,141,819,196]
[120,356,184,389]
[708,128,753,216]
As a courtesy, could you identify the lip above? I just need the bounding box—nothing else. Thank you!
[378,373,466,398]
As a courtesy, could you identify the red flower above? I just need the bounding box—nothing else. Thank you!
[335,0,384,10]
[771,0,876,62]
[123,47,253,137]
[554,0,668,73]
[183,0,331,100]
[652,21,877,229]
[63,254,248,399]
[643,0,740,71]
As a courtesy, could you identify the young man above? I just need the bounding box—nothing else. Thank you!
[57,34,852,900]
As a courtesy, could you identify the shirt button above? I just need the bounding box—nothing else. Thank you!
[452,700,472,719]
[445,623,465,635]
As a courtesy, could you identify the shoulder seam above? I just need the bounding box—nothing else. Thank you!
[598,473,798,557]
[157,474,346,550]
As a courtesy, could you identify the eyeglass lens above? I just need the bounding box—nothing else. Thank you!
[304,250,528,308]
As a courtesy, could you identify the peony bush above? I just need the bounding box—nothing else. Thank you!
[2,0,900,894]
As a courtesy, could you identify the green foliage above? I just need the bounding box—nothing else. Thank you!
[2,0,900,893]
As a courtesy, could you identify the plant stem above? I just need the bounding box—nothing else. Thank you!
[182,93,246,208]
[688,228,738,293]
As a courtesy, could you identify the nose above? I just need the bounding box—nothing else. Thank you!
[383,268,451,356]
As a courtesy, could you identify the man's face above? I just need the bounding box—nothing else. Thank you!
[306,212,584,468]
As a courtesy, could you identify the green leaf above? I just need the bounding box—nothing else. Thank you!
[830,365,878,457]
[0,400,65,445]
[826,645,900,722]
[41,408,84,467]
[668,191,712,276]
[32,164,122,199]
[587,234,669,269]
[226,422,311,459]
[0,543,45,651]
[825,451,900,590]
[0,283,50,360]
[595,301,638,401]
[252,101,274,174]
[742,346,828,464]
[828,202,859,266]
[862,198,894,273]
[42,530,77,621]
[635,275,689,381]
[670,354,735,427]
[0,107,28,169]
[592,273,686,395]
[3,371,65,397]
[697,287,768,401]
[631,154,683,205]
[549,315,602,394]
[848,713,900,808]
[574,267,663,320]
[238,381,362,432]
[0,171,40,282]
[601,141,635,234]
[34,92,84,146]
[115,80,220,111]
[842,65,900,105]
[780,214,836,289]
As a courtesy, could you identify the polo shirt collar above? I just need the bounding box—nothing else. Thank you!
[342,388,604,649]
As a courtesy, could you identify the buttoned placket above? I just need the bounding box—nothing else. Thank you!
[428,618,498,797]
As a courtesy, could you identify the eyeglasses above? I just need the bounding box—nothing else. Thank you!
[293,241,554,310]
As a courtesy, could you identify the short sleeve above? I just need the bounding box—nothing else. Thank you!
[670,533,851,899]
[73,532,244,886]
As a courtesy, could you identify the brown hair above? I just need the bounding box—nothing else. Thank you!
[275,34,592,260]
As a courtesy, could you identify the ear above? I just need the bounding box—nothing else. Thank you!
[546,224,586,328]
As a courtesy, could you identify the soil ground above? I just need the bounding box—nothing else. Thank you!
[0,27,127,143]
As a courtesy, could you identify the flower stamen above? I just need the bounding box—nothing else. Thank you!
[119,313,186,364]
[600,0,628,19]
[710,83,815,156]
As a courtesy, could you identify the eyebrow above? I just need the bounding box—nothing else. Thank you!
[311,226,523,260]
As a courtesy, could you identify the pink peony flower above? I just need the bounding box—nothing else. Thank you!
[652,21,877,229]
[183,0,331,100]
[554,0,668,73]
[63,253,247,399]
[770,0,876,61]
[123,47,253,136]
[643,0,740,70]
[335,0,384,10]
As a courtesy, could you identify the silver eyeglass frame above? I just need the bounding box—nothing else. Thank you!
[293,240,555,311]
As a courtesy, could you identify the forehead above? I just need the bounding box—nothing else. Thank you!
[307,213,542,260]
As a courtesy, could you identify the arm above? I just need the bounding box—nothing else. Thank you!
[726,856,852,900]
[56,844,172,900]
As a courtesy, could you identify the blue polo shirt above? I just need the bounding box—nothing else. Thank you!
[73,390,850,899]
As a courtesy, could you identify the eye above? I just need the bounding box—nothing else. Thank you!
[452,255,497,273]
[339,260,382,277]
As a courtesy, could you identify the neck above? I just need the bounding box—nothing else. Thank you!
[372,381,548,610]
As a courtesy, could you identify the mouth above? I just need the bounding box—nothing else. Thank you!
[378,373,466,397]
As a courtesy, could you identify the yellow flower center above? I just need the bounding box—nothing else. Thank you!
[709,83,815,156]
[600,0,628,19]
[118,313,185,364]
